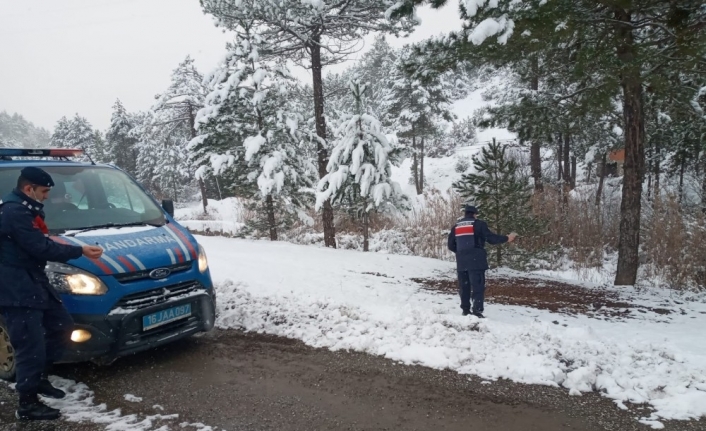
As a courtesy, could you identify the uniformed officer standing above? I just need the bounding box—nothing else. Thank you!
[0,167,103,421]
[447,205,516,318]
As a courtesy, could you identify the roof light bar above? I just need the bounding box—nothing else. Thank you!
[0,148,84,158]
[49,149,84,157]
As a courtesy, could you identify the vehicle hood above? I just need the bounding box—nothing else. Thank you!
[52,222,199,276]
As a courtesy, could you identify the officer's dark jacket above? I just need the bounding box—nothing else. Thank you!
[0,189,83,308]
[447,214,508,271]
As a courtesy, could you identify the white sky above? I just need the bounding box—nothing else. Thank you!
[0,0,462,132]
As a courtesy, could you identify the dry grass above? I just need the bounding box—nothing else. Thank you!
[642,196,706,290]
[396,189,463,261]
[525,186,620,269]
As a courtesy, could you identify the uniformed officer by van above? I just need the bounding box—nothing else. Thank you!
[0,167,103,421]
[447,205,516,318]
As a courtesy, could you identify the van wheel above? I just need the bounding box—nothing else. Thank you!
[0,317,16,382]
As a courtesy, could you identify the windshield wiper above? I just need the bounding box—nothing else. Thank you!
[65,221,164,237]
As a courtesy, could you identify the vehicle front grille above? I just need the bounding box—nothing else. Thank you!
[113,281,202,311]
[114,261,192,283]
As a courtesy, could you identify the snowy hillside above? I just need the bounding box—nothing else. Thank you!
[390,142,502,199]
[203,236,706,428]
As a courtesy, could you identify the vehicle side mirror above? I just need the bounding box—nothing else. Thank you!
[162,199,174,217]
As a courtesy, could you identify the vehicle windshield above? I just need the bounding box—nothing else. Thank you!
[0,165,166,233]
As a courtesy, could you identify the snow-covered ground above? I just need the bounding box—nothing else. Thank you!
[175,198,245,236]
[202,235,706,429]
[4,377,217,431]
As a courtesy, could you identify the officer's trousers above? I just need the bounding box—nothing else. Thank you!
[457,270,486,313]
[0,301,73,397]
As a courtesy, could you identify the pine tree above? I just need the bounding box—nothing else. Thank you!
[453,140,534,267]
[51,114,101,163]
[50,116,72,149]
[317,80,408,251]
[132,112,162,197]
[106,99,138,175]
[200,0,419,248]
[91,129,108,164]
[152,56,208,207]
[381,46,456,194]
[350,36,399,119]
[193,29,314,240]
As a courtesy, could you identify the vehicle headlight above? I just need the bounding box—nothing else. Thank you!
[46,262,108,295]
[198,244,209,273]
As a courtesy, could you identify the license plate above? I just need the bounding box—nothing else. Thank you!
[142,304,192,331]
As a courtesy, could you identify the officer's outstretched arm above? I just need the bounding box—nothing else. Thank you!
[8,207,83,262]
[482,223,509,245]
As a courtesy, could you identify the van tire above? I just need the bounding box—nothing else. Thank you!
[0,316,16,382]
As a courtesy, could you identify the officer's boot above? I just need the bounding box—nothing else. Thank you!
[16,394,61,421]
[38,377,66,399]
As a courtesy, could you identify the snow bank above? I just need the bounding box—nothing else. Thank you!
[203,236,706,427]
[175,198,245,235]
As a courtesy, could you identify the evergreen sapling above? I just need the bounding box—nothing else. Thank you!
[317,79,408,251]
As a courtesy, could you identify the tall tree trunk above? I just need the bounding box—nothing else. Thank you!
[419,137,425,194]
[531,139,543,192]
[188,103,208,214]
[562,133,572,209]
[557,134,565,208]
[563,133,571,186]
[702,156,706,214]
[587,162,593,184]
[557,134,564,182]
[214,176,222,200]
[654,139,660,202]
[311,40,336,248]
[678,154,686,205]
[412,141,419,193]
[198,178,209,215]
[647,141,653,202]
[571,156,577,189]
[596,153,607,207]
[362,211,369,252]
[529,60,543,193]
[614,9,646,286]
[411,124,420,194]
[266,194,277,241]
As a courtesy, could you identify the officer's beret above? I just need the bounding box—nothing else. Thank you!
[20,167,55,187]
[464,205,479,214]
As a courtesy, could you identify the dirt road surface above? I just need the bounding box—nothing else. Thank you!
[1,329,703,431]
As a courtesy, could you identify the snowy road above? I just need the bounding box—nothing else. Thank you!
[0,330,671,431]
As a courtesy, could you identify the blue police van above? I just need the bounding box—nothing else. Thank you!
[0,149,216,380]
